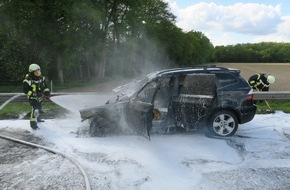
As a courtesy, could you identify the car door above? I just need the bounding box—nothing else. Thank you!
[172,74,217,130]
[126,80,159,139]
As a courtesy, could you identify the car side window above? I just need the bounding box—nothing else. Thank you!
[135,81,158,103]
[215,73,238,87]
[178,75,186,93]
[154,77,173,107]
[179,74,216,95]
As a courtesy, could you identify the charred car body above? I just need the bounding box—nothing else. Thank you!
[80,66,257,138]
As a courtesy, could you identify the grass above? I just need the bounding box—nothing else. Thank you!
[50,77,131,92]
[0,78,118,120]
[0,85,22,93]
[0,101,69,120]
[0,81,95,93]
[51,80,92,92]
[256,100,290,114]
[0,77,120,93]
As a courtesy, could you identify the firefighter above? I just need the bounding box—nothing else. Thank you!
[248,73,275,92]
[23,64,50,130]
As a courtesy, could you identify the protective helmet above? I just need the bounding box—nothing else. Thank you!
[29,64,41,73]
[267,75,275,84]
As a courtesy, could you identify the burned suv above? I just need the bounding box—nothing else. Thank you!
[80,66,256,138]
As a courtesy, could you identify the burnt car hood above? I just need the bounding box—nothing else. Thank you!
[79,100,127,121]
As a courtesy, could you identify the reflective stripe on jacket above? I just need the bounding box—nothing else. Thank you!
[23,74,49,100]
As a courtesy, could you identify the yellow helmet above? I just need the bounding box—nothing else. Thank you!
[29,64,40,73]
[267,75,275,84]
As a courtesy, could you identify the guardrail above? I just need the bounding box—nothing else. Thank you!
[1,91,290,103]
[253,91,290,100]
[0,93,59,103]
[0,92,100,103]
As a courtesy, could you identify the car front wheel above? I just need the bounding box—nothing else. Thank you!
[208,110,238,137]
[90,117,111,137]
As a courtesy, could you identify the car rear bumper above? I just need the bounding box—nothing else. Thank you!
[239,105,257,124]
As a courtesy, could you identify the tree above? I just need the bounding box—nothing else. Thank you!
[0,0,216,83]
[215,42,290,63]
[0,0,78,83]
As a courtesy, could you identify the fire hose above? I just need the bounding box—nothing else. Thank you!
[0,93,22,111]
[0,133,91,190]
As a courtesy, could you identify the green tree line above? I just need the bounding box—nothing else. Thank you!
[0,0,213,83]
[214,42,290,63]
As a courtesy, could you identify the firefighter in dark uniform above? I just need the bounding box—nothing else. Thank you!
[248,73,275,92]
[23,64,50,130]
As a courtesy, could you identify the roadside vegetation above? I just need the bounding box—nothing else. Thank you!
[2,0,289,86]
[0,101,68,120]
[256,100,290,114]
[0,0,213,84]
[214,43,290,63]
[0,77,121,93]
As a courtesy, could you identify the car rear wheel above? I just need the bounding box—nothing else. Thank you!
[90,117,111,137]
[208,110,238,137]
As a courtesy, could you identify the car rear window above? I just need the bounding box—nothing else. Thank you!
[215,73,238,87]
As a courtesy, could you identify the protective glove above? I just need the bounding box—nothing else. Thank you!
[36,92,43,97]
[43,91,51,100]
[29,99,38,107]
[45,95,51,101]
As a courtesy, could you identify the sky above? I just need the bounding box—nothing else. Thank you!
[1,94,290,189]
[164,0,290,46]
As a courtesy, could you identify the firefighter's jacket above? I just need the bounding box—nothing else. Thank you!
[248,73,269,91]
[23,73,50,102]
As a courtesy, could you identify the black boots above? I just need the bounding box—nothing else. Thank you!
[30,121,39,130]
[37,118,45,122]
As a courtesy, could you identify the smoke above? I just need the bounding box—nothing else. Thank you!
[106,32,174,80]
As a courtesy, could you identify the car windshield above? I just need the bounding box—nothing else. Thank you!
[135,80,158,103]
[112,71,159,99]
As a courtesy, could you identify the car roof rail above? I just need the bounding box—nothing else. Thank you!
[155,65,240,76]
[194,65,230,70]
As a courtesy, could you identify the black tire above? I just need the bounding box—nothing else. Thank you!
[208,110,238,137]
[89,117,112,137]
